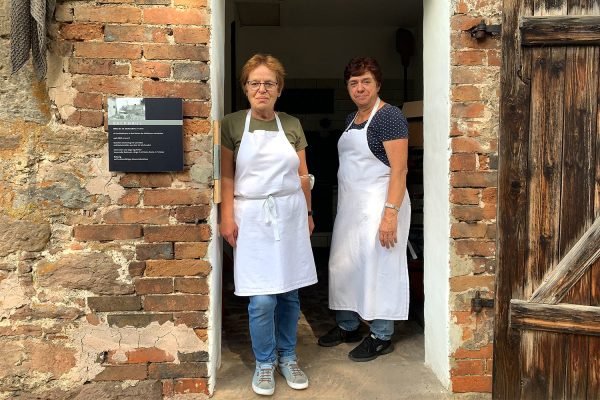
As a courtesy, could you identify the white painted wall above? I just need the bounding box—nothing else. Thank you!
[208,0,225,394]
[422,0,451,387]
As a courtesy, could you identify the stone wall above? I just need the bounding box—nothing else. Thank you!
[0,0,214,397]
[448,0,501,393]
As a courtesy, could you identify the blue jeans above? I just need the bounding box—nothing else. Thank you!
[248,290,300,365]
[336,310,394,341]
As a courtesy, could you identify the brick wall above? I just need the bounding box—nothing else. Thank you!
[0,0,213,397]
[448,0,501,393]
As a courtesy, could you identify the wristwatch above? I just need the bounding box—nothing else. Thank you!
[307,210,313,216]
[384,202,400,212]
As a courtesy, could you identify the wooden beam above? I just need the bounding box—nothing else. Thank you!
[530,217,600,304]
[521,16,600,46]
[510,300,600,336]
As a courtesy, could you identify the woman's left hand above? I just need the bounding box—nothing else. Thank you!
[379,209,398,248]
[308,216,315,236]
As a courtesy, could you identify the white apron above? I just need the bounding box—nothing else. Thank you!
[328,99,411,320]
[233,111,317,296]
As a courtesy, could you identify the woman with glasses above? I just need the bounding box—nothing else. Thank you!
[318,57,411,362]
[220,54,316,396]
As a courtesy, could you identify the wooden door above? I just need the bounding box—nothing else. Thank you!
[494,0,600,398]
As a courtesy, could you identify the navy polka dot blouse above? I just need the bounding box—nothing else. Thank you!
[345,104,409,167]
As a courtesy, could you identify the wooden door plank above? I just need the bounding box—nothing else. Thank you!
[519,44,566,399]
[560,9,598,391]
[520,15,600,46]
[510,300,600,335]
[529,217,600,303]
[494,0,534,396]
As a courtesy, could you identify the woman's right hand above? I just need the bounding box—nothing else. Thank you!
[220,218,238,247]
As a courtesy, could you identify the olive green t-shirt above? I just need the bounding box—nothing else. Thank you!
[221,110,308,159]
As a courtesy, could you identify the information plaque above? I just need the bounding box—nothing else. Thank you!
[108,98,183,172]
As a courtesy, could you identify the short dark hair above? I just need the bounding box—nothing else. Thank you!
[344,57,382,86]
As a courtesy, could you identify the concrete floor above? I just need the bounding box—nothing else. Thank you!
[212,248,489,400]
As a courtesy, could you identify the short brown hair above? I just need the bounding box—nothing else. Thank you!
[343,57,382,86]
[240,54,286,94]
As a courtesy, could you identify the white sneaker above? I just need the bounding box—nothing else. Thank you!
[277,360,309,390]
[252,363,275,396]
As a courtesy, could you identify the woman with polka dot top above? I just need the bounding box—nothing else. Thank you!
[318,57,411,362]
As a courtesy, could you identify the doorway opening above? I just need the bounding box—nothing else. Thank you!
[213,0,450,394]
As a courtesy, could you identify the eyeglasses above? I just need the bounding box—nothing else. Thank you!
[246,80,278,92]
[348,78,375,89]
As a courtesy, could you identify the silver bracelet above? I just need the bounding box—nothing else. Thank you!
[384,202,400,212]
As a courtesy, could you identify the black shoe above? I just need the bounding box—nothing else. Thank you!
[348,334,394,362]
[318,326,362,347]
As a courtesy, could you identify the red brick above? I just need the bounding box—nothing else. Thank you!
[148,362,207,379]
[456,0,469,13]
[174,242,208,259]
[94,365,147,381]
[162,380,174,397]
[74,42,141,59]
[486,224,496,239]
[452,204,495,221]
[132,61,171,78]
[450,274,494,295]
[183,119,212,135]
[173,311,208,328]
[145,259,211,276]
[75,6,141,23]
[104,25,170,43]
[172,27,210,44]
[136,243,173,261]
[144,189,210,206]
[451,171,497,188]
[55,5,74,22]
[451,375,492,393]
[69,58,129,76]
[135,277,174,294]
[487,50,501,66]
[107,313,172,328]
[118,189,141,206]
[454,240,495,257]
[74,76,142,96]
[59,23,103,40]
[143,295,209,311]
[143,81,209,100]
[129,261,146,277]
[452,85,481,101]
[450,153,477,171]
[120,173,173,188]
[451,137,486,153]
[173,0,207,7]
[452,50,486,66]
[451,103,485,118]
[74,93,103,109]
[183,101,211,117]
[66,110,104,127]
[481,187,497,204]
[174,378,208,394]
[127,347,175,363]
[451,15,483,31]
[450,188,479,205]
[174,277,208,294]
[174,205,211,222]
[143,8,208,25]
[454,344,494,359]
[87,296,142,311]
[74,224,142,241]
[451,223,487,238]
[451,359,486,376]
[143,44,209,61]
[103,208,170,224]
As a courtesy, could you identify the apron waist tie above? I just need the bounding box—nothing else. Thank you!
[263,195,280,241]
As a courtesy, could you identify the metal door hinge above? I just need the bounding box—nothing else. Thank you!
[467,20,502,40]
[471,290,495,313]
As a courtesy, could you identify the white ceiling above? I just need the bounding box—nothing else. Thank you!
[235,0,423,28]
